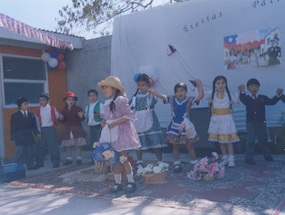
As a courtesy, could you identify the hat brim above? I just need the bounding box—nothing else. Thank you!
[98,81,125,94]
[63,96,78,101]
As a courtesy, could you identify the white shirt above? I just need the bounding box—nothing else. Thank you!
[40,104,59,127]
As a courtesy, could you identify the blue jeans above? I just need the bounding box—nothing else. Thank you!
[245,122,271,159]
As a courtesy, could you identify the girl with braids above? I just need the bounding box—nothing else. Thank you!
[98,76,141,194]
[129,74,167,169]
[207,75,240,167]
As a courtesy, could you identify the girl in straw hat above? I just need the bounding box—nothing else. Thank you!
[98,76,141,194]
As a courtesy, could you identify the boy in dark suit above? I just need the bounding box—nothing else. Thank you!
[238,79,283,165]
[10,97,41,170]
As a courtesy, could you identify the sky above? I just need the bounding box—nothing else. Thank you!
[0,0,168,39]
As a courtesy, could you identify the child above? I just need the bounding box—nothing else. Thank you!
[207,76,240,167]
[238,78,283,165]
[98,76,141,194]
[85,89,104,150]
[59,91,86,165]
[35,93,63,168]
[10,97,41,170]
[129,74,167,168]
[145,80,204,173]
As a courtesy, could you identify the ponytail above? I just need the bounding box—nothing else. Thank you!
[110,89,121,113]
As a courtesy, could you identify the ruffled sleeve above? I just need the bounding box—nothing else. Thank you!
[116,96,136,121]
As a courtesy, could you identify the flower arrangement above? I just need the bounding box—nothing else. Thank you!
[187,152,225,181]
[92,142,119,165]
[136,162,169,176]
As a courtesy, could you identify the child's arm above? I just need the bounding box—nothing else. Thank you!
[193,79,204,103]
[144,88,167,102]
[108,118,129,128]
[238,84,247,105]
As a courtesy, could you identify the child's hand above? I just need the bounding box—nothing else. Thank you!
[101,119,106,127]
[36,134,42,141]
[78,111,84,118]
[58,114,64,120]
[108,122,116,129]
[238,84,245,92]
[276,88,283,96]
[195,79,202,86]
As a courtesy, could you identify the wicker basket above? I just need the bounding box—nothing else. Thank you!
[143,170,167,184]
[94,161,108,174]
[202,173,215,181]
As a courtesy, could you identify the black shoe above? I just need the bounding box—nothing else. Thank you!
[264,156,273,162]
[53,163,60,168]
[173,164,182,173]
[63,159,72,166]
[109,183,123,194]
[124,183,136,194]
[245,158,256,165]
[76,159,82,165]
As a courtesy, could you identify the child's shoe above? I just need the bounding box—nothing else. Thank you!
[173,164,182,173]
[124,182,136,194]
[190,160,198,165]
[136,160,144,170]
[109,183,123,194]
[63,158,72,166]
[228,160,235,167]
[76,159,82,165]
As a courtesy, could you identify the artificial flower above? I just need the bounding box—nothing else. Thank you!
[102,150,115,160]
[136,162,169,176]
[187,152,225,180]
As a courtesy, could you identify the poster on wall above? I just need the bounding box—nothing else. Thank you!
[224,27,281,70]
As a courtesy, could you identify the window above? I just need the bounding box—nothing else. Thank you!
[2,55,48,106]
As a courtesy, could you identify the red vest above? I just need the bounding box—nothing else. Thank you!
[35,106,57,128]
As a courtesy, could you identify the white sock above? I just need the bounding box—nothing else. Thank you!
[228,155,235,161]
[76,156,82,160]
[66,157,72,161]
[126,173,135,183]
[114,174,122,184]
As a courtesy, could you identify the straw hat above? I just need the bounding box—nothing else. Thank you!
[63,91,78,101]
[98,76,125,94]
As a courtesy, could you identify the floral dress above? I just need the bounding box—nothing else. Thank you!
[207,92,240,144]
[104,96,141,152]
[130,92,167,150]
[164,95,199,145]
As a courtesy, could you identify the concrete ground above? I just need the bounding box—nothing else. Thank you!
[1,149,285,215]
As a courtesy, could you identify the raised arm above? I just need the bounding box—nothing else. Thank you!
[144,88,167,102]
[193,79,204,103]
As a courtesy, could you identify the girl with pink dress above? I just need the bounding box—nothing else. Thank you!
[98,76,141,194]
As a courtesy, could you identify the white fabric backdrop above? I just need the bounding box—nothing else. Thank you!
[111,0,285,131]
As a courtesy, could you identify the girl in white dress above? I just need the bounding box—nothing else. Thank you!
[208,76,240,167]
